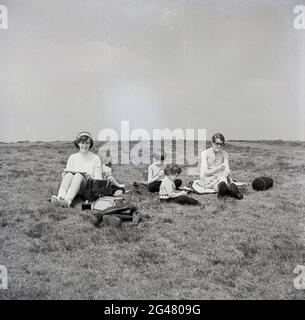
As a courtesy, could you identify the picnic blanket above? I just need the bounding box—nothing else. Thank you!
[191,180,247,194]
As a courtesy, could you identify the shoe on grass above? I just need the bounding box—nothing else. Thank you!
[92,211,103,227]
[229,183,244,200]
[217,182,228,198]
[103,215,121,227]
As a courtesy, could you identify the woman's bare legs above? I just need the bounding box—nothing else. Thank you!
[52,173,86,207]
[58,173,74,198]
[61,173,86,207]
[51,173,74,205]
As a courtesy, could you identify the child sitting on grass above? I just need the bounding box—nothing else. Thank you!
[147,151,183,192]
[133,150,182,192]
[159,164,199,205]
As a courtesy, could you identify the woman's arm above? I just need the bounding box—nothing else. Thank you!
[223,152,231,175]
[200,151,223,178]
[223,152,232,183]
[65,155,74,171]
[62,155,74,177]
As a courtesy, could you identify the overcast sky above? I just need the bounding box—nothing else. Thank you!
[0,0,304,142]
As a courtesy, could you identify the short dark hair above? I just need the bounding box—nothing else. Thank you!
[160,151,166,161]
[74,134,94,149]
[212,133,225,145]
[164,164,182,176]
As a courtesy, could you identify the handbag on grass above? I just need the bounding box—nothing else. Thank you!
[82,179,114,201]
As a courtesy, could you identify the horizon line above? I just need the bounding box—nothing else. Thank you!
[1,139,304,144]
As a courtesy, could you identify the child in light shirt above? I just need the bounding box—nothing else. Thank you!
[133,151,182,192]
[147,151,182,192]
[159,164,198,205]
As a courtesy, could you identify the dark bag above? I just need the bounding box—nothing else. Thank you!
[82,179,114,201]
[252,176,273,191]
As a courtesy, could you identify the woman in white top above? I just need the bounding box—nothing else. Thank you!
[200,133,243,199]
[51,132,124,207]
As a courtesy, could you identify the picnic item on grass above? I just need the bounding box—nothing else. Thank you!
[252,176,273,191]
[92,201,139,227]
[82,179,124,202]
[191,179,247,194]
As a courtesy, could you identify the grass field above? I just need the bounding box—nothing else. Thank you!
[0,140,305,299]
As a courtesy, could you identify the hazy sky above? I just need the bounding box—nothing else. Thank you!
[0,0,304,142]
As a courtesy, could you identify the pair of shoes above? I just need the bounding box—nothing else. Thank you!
[92,211,103,227]
[103,215,121,227]
[229,183,244,200]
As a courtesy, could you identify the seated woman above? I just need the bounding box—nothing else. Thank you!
[51,132,124,207]
[200,133,243,200]
[159,164,198,205]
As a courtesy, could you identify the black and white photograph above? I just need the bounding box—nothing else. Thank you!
[0,0,305,303]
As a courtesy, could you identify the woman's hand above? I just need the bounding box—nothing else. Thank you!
[224,169,231,176]
[119,183,125,189]
[217,164,226,172]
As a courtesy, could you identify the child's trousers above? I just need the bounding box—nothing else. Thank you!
[162,195,198,205]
